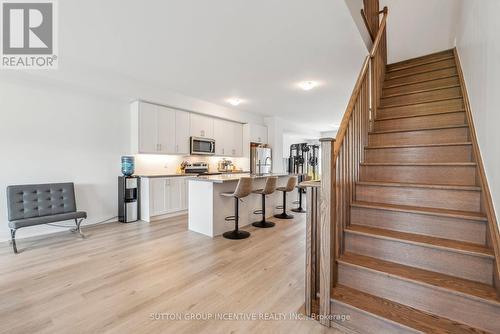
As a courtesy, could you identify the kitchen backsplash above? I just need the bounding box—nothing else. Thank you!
[134,154,250,175]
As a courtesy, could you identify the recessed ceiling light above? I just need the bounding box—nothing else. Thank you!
[298,81,319,91]
[227,98,243,106]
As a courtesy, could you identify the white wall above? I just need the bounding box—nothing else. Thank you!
[454,0,500,224]
[0,80,129,242]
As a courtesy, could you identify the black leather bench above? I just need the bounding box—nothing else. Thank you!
[6,182,87,253]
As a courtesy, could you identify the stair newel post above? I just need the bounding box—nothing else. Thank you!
[319,137,336,326]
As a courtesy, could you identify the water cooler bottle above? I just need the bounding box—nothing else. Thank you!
[118,176,140,223]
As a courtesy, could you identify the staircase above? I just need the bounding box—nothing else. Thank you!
[330,49,500,333]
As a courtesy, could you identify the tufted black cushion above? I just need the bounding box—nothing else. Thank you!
[7,183,78,221]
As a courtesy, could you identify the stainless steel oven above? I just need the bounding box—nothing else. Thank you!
[190,137,215,155]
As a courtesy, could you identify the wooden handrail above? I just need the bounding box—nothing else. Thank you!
[333,56,369,155]
[370,7,388,58]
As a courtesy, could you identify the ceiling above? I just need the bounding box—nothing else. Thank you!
[37,0,367,134]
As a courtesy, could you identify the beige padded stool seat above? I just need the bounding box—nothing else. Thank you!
[251,176,278,228]
[274,176,298,220]
[220,177,254,239]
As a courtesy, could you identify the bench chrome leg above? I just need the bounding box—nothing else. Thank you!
[71,218,86,238]
[10,229,18,254]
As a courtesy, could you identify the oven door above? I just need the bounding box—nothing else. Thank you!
[190,137,215,155]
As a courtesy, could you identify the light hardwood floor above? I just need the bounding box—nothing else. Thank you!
[0,215,343,334]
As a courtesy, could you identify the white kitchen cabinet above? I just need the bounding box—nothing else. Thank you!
[231,122,243,157]
[190,113,214,139]
[213,119,243,157]
[250,124,268,144]
[141,177,189,222]
[175,110,190,154]
[132,101,191,155]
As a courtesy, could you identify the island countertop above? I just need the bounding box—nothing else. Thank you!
[189,172,291,183]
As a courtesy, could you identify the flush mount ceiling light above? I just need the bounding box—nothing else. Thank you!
[298,81,319,91]
[227,98,243,106]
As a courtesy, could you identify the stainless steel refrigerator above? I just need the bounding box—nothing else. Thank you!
[251,145,272,175]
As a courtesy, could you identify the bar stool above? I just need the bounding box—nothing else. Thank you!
[252,176,278,228]
[274,176,298,220]
[220,177,254,240]
[292,175,312,213]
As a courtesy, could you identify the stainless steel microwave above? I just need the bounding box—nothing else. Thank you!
[190,137,215,155]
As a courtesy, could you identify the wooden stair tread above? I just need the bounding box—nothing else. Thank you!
[369,124,467,135]
[331,285,490,334]
[385,66,457,82]
[382,84,461,99]
[378,96,463,110]
[351,201,487,221]
[345,225,494,258]
[339,253,500,305]
[376,109,465,121]
[357,181,481,191]
[387,50,454,71]
[361,162,476,166]
[384,74,459,89]
[365,142,472,149]
[387,55,456,74]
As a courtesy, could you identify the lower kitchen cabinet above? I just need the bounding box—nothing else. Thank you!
[140,177,189,222]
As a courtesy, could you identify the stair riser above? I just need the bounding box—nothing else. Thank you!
[374,112,466,132]
[378,98,464,119]
[388,50,454,71]
[338,264,500,333]
[344,232,493,284]
[385,67,458,88]
[351,206,486,244]
[360,165,477,186]
[331,300,419,334]
[369,128,469,146]
[385,59,457,81]
[382,76,460,97]
[356,184,481,212]
[365,145,473,163]
[380,87,462,108]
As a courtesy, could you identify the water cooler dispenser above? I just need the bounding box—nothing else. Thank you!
[118,176,139,223]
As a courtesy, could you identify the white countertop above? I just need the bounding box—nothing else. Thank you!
[189,173,291,183]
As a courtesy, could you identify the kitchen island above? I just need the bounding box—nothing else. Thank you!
[188,173,299,237]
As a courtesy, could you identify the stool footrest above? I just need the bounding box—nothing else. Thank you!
[276,205,284,210]
[224,215,236,222]
[253,209,263,215]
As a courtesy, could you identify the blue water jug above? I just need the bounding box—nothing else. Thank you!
[121,156,135,176]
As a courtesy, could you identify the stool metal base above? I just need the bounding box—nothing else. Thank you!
[291,208,306,213]
[274,213,294,220]
[223,230,251,240]
[252,220,275,228]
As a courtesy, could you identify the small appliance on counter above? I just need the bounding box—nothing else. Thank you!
[250,144,272,175]
[217,158,233,172]
[118,176,140,223]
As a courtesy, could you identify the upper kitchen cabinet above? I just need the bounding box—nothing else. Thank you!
[131,101,191,155]
[190,113,214,139]
[248,124,268,144]
[175,110,190,154]
[213,119,243,157]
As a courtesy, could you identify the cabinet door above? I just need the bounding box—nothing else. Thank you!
[157,106,176,153]
[168,178,183,212]
[139,103,158,153]
[175,111,190,154]
[213,119,229,156]
[250,124,267,144]
[150,178,167,215]
[190,114,214,138]
[232,123,243,157]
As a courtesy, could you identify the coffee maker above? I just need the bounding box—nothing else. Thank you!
[118,176,140,223]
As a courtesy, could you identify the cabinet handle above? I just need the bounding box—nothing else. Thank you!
[201,130,205,137]
[258,137,261,142]
[176,144,179,153]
